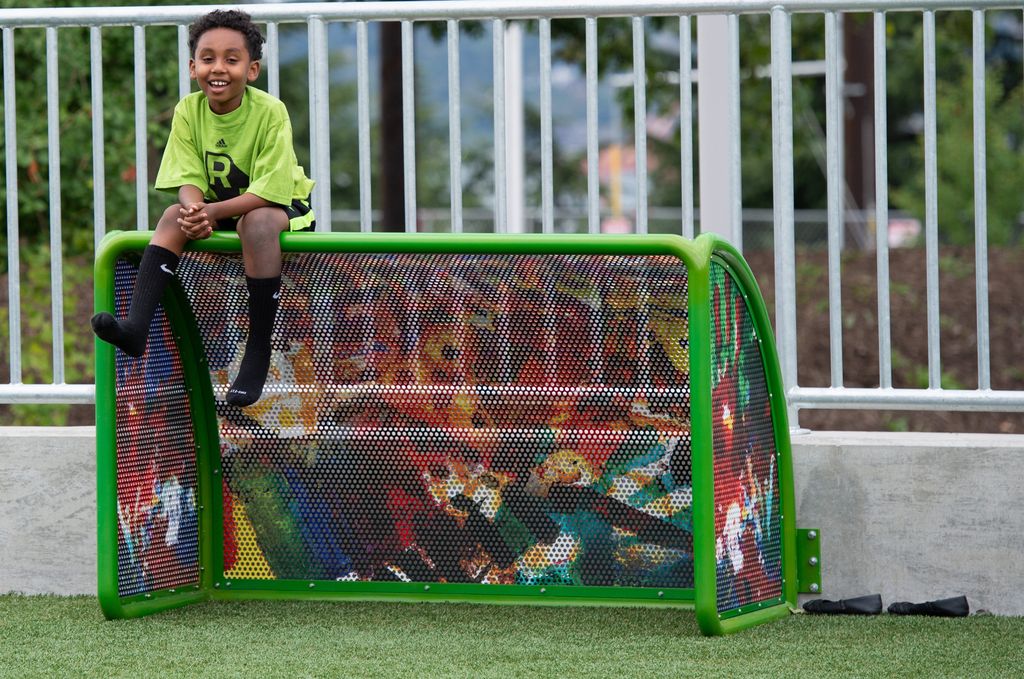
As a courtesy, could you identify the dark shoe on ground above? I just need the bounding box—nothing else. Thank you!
[887,595,969,617]
[803,593,883,615]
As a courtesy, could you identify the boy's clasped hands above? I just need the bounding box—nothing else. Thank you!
[178,203,214,240]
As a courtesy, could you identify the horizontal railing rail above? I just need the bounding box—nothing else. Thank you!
[2,1,1022,427]
[0,1,1022,26]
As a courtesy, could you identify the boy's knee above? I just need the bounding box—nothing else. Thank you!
[158,204,182,225]
[154,205,188,236]
[238,208,287,242]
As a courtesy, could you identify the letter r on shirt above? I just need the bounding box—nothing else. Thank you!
[207,154,232,191]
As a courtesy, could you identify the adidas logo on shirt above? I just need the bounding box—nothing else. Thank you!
[216,138,227,148]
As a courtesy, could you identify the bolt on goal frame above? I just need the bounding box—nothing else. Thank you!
[96,231,803,636]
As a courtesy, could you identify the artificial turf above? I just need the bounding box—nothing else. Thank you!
[0,595,1020,678]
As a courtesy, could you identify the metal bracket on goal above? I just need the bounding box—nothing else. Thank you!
[796,528,822,594]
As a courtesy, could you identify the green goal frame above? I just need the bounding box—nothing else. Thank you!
[96,231,800,635]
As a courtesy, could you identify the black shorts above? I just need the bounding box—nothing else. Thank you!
[213,197,316,232]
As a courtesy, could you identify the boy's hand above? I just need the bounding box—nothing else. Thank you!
[178,202,213,240]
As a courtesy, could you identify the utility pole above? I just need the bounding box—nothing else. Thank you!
[380,22,405,231]
[844,14,875,249]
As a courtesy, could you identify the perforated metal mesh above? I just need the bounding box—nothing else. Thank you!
[710,262,783,613]
[177,252,694,588]
[113,259,200,597]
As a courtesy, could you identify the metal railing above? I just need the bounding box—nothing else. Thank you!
[1,1,1022,427]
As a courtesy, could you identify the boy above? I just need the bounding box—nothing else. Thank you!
[92,9,315,407]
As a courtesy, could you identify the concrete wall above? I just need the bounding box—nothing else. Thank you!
[792,431,1024,616]
[0,427,96,596]
[2,427,1023,615]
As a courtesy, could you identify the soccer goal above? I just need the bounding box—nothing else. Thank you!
[95,231,812,635]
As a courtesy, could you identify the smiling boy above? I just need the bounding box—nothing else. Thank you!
[92,9,315,407]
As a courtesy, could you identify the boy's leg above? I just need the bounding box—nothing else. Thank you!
[91,206,190,357]
[226,207,290,407]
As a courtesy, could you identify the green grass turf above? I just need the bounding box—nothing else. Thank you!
[0,596,1020,678]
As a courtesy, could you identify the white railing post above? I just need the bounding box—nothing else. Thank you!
[697,15,741,244]
[4,27,22,386]
[492,19,506,234]
[539,18,554,235]
[448,19,464,233]
[308,16,332,232]
[357,20,373,233]
[679,15,695,239]
[971,9,991,391]
[585,16,599,234]
[873,11,893,390]
[923,10,941,389]
[633,15,648,235]
[46,28,65,385]
[825,12,845,388]
[133,25,148,231]
[505,20,525,234]
[92,27,107,254]
[770,7,800,430]
[402,19,417,233]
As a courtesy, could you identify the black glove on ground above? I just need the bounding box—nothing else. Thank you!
[803,593,883,615]
[887,595,969,617]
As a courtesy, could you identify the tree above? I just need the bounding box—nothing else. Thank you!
[0,0,205,426]
[0,0,209,260]
[886,11,1023,246]
[891,70,1024,246]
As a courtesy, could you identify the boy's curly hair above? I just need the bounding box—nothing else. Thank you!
[188,9,264,61]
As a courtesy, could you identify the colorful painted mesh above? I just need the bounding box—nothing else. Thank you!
[177,252,694,589]
[113,259,200,597]
[710,262,782,613]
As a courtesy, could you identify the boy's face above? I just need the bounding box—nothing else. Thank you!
[189,27,260,115]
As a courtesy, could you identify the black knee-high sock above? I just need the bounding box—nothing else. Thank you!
[91,245,179,357]
[227,275,281,407]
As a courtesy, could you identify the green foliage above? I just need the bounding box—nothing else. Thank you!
[938,253,975,280]
[738,14,832,212]
[0,0,206,424]
[0,243,93,425]
[886,415,910,431]
[891,71,1024,246]
[892,348,967,391]
[882,11,1023,246]
[0,0,210,261]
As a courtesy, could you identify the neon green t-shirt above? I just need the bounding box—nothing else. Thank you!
[155,86,315,208]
